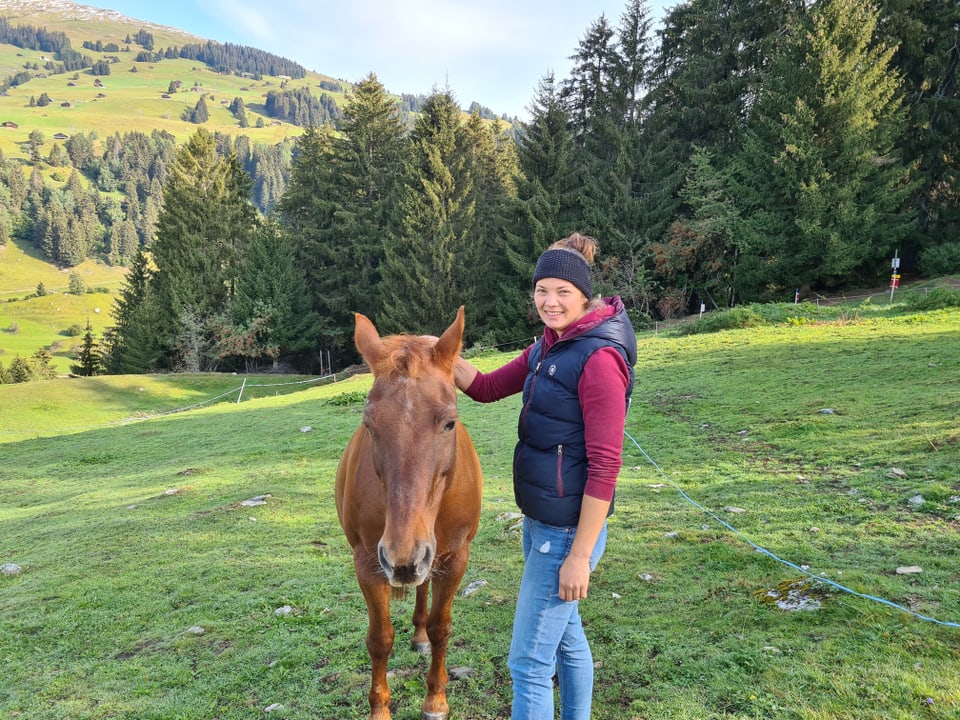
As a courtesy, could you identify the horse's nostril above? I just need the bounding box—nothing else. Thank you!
[378,544,392,575]
[419,544,435,574]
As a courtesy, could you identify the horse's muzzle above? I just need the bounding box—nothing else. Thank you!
[378,540,435,587]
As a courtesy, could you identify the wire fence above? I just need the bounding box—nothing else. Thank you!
[624,428,960,629]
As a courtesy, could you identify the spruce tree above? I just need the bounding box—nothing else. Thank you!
[70,320,104,376]
[729,0,917,298]
[453,113,517,343]
[279,75,408,361]
[227,220,322,370]
[380,90,477,335]
[276,126,340,346]
[876,0,960,255]
[147,128,258,369]
[103,246,163,373]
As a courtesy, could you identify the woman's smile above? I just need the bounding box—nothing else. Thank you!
[535,278,588,336]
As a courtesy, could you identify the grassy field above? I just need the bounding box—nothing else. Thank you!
[1,296,958,719]
[0,236,127,373]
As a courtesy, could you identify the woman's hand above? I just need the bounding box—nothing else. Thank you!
[558,553,592,602]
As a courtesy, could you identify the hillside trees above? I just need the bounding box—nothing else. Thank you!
[728,0,916,298]
[265,87,341,127]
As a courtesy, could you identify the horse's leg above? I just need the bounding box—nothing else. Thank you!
[412,581,431,653]
[420,548,470,720]
[357,551,395,720]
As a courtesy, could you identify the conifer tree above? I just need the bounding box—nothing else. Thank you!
[279,75,408,361]
[190,95,209,124]
[70,319,104,376]
[380,90,477,334]
[729,0,916,298]
[449,113,519,343]
[226,220,322,370]
[146,128,258,368]
[876,0,960,256]
[103,246,163,373]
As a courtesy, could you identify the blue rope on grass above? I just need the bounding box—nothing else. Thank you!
[623,429,960,629]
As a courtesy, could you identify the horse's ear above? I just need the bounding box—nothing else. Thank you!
[434,306,465,372]
[354,312,384,371]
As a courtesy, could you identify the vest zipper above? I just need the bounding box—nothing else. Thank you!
[555,444,564,497]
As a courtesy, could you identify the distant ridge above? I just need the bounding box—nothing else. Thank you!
[0,0,202,40]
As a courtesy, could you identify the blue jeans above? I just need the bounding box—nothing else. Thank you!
[509,516,607,720]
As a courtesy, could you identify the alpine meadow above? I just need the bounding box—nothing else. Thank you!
[1,0,959,718]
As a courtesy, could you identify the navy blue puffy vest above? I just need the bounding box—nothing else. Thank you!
[513,307,636,527]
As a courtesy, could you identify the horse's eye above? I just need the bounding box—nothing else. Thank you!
[443,420,456,433]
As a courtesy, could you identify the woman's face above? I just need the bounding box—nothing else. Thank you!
[534,277,588,336]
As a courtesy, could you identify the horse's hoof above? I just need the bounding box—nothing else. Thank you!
[421,713,448,720]
[412,641,431,654]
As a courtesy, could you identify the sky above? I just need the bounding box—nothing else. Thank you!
[91,0,671,121]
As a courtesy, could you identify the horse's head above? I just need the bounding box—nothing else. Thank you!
[353,307,465,588]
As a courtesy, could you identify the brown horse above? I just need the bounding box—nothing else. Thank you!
[335,307,483,720]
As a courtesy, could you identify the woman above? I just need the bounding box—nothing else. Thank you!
[454,233,637,719]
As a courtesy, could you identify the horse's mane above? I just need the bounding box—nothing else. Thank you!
[372,334,438,380]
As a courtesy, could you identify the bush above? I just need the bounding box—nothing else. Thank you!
[919,243,960,276]
[675,306,763,335]
[68,272,85,295]
[63,323,84,337]
[324,390,367,406]
[905,286,960,311]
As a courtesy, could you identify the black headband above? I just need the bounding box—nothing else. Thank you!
[532,248,592,298]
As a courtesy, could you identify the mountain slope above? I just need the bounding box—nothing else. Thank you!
[0,0,348,160]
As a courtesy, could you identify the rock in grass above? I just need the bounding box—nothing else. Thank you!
[1,563,22,576]
[460,579,488,597]
[895,566,922,575]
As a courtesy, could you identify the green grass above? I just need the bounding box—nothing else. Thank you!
[1,304,958,719]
